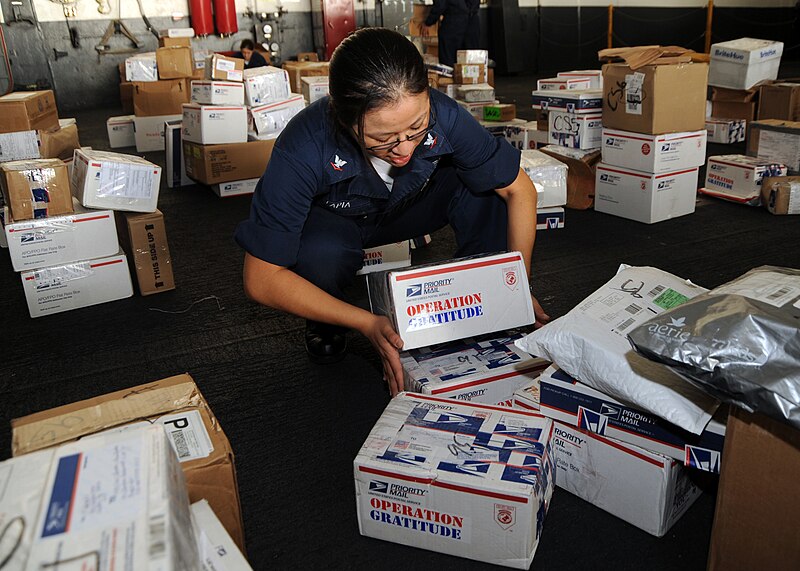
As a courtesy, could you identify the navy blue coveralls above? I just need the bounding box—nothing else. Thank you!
[235,89,521,300]
[424,0,481,67]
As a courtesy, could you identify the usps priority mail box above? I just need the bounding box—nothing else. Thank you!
[401,329,550,406]
[367,252,534,351]
[192,500,253,571]
[700,154,787,205]
[601,128,707,173]
[212,177,259,198]
[539,366,726,472]
[513,377,541,412]
[536,207,565,230]
[357,241,412,276]
[548,111,602,150]
[706,118,746,144]
[550,420,701,536]
[354,392,554,569]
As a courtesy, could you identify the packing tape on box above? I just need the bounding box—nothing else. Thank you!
[20,165,59,219]
[95,161,156,200]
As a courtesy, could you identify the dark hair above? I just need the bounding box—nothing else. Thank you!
[240,39,255,51]
[328,28,428,144]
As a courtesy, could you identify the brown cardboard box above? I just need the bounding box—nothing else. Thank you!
[707,407,800,571]
[710,83,763,122]
[157,46,194,79]
[283,61,329,93]
[120,81,134,114]
[746,119,800,173]
[117,209,176,295]
[758,82,800,122]
[409,4,438,36]
[38,123,81,161]
[183,139,275,185]
[11,373,246,553]
[0,158,73,220]
[761,175,800,215]
[133,79,190,117]
[540,147,601,209]
[205,53,245,82]
[483,103,516,122]
[0,91,59,134]
[488,67,495,88]
[297,52,319,62]
[453,63,485,85]
[159,36,191,48]
[602,62,708,134]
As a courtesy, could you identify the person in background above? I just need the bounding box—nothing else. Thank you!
[422,0,480,68]
[235,39,268,69]
[236,29,549,397]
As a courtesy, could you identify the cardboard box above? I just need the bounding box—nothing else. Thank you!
[701,154,787,205]
[212,177,260,197]
[595,163,699,224]
[301,75,329,104]
[117,209,175,295]
[72,148,162,213]
[0,158,72,221]
[709,38,783,90]
[354,392,554,569]
[133,113,182,152]
[760,175,800,215]
[557,69,603,90]
[548,111,602,149]
[707,408,800,571]
[24,426,198,570]
[601,62,708,135]
[601,128,707,173]
[401,330,550,406]
[160,35,192,48]
[282,61,330,93]
[297,51,320,62]
[453,63,485,85]
[537,77,592,91]
[12,373,246,552]
[457,49,488,65]
[531,89,603,114]
[248,95,305,139]
[357,240,412,276]
[458,99,499,120]
[182,103,248,145]
[191,80,245,106]
[0,130,39,162]
[205,53,245,82]
[20,250,133,317]
[710,84,761,121]
[165,120,193,188]
[38,122,80,161]
[4,198,118,272]
[455,84,495,103]
[133,78,190,117]
[157,46,194,79]
[484,119,544,151]
[102,114,132,151]
[0,90,59,134]
[539,366,726,472]
[539,145,601,210]
[705,118,747,144]
[366,252,534,351]
[183,139,274,185]
[125,52,158,82]
[244,65,293,106]
[192,500,253,571]
[758,82,800,121]
[483,103,516,122]
[520,149,568,208]
[409,4,437,36]
[747,119,800,173]
[120,81,134,114]
[536,206,565,230]
[550,421,701,537]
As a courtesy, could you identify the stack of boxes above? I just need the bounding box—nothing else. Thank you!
[452,50,498,120]
[282,57,330,97]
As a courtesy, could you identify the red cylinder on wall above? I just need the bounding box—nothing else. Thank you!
[213,0,238,36]
[189,0,214,36]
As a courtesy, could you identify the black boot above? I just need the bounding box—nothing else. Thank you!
[304,320,348,364]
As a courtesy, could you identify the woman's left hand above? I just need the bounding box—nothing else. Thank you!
[531,294,550,329]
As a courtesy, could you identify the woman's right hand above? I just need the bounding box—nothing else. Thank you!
[359,314,405,397]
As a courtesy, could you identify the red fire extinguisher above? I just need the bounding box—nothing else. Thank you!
[189,0,214,37]
[213,0,238,36]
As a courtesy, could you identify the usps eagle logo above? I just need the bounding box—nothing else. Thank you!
[330,155,347,171]
[424,132,437,148]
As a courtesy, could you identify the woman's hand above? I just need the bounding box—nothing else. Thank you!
[532,294,551,329]
[359,314,405,396]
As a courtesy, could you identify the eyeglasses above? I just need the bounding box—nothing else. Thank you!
[363,106,437,153]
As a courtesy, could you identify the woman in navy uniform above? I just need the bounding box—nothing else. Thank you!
[235,28,548,395]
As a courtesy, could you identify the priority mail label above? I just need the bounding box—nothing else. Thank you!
[155,410,214,462]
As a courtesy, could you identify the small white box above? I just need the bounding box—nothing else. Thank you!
[248,95,306,139]
[556,70,603,90]
[401,330,550,406]
[0,130,39,162]
[160,27,195,38]
[456,84,495,103]
[709,38,784,90]
[212,178,260,198]
[550,421,701,536]
[456,49,489,66]
[21,251,133,317]
[536,206,565,230]
[192,500,253,571]
[133,113,182,152]
[182,103,248,145]
[354,392,555,569]
[357,241,412,276]
[706,118,747,144]
[520,150,568,208]
[106,115,136,148]
[72,148,162,213]
[537,77,593,91]
[165,120,193,188]
[701,154,787,204]
[458,99,500,120]
[191,80,245,106]
[548,111,602,149]
[531,90,603,113]
[5,199,119,271]
[601,128,707,173]
[125,52,158,82]
[243,65,292,107]
[367,252,534,351]
[301,75,330,104]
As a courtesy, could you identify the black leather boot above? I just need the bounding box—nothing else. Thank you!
[304,320,348,364]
